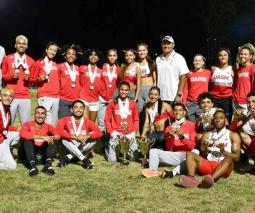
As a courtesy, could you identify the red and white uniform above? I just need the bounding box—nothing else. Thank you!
[19,121,57,146]
[164,120,196,152]
[122,65,138,87]
[58,62,81,102]
[105,98,139,134]
[183,69,211,104]
[2,53,36,99]
[56,116,103,140]
[0,103,16,144]
[35,58,60,98]
[101,63,120,100]
[233,64,255,104]
[210,66,233,99]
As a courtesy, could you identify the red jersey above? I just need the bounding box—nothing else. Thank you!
[20,121,57,146]
[2,53,36,99]
[183,69,211,104]
[233,64,255,104]
[101,63,120,100]
[57,116,103,140]
[58,62,81,102]
[105,98,139,134]
[164,120,196,152]
[0,103,17,144]
[122,65,137,86]
[35,59,60,98]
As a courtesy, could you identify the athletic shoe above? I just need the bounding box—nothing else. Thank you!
[57,156,70,168]
[42,165,55,176]
[82,159,94,169]
[29,167,39,177]
[179,175,200,188]
[161,170,174,179]
[199,174,215,188]
[141,169,162,178]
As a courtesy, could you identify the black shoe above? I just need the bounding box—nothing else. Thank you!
[42,165,55,176]
[162,170,174,179]
[82,159,93,169]
[29,167,39,176]
[120,160,129,166]
[57,156,70,168]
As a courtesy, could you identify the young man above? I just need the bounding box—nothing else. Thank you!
[0,87,20,170]
[57,100,103,169]
[156,35,189,105]
[142,103,196,178]
[180,110,241,188]
[2,35,36,125]
[230,92,255,173]
[105,81,139,163]
[19,106,60,176]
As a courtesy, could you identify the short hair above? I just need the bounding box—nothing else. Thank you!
[247,92,255,99]
[118,81,130,89]
[15,35,28,44]
[198,92,214,105]
[35,106,47,113]
[172,103,187,111]
[71,100,85,108]
[213,110,226,117]
[1,87,14,96]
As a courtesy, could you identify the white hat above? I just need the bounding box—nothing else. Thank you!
[161,36,174,43]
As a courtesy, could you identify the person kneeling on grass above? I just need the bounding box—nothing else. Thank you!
[180,110,241,188]
[0,87,20,170]
[142,103,196,178]
[19,106,60,176]
[57,100,103,169]
[105,81,139,164]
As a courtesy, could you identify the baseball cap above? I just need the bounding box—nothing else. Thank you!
[161,36,174,43]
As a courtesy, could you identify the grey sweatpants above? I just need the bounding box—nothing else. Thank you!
[62,139,96,161]
[38,97,59,126]
[97,101,108,132]
[0,131,20,170]
[10,99,31,125]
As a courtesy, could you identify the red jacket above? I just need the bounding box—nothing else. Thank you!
[165,120,196,152]
[2,53,36,99]
[56,116,103,140]
[105,98,139,134]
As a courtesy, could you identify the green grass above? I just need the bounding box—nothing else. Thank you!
[1,90,255,213]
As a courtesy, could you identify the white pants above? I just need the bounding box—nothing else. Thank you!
[0,131,20,170]
[62,139,96,161]
[38,97,59,126]
[10,99,31,125]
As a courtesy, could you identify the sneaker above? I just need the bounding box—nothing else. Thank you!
[199,174,214,188]
[29,167,39,176]
[161,170,174,179]
[57,156,70,168]
[82,159,94,169]
[42,165,55,176]
[180,175,200,188]
[141,169,161,178]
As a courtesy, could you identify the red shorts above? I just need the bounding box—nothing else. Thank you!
[248,137,255,155]
[198,157,232,178]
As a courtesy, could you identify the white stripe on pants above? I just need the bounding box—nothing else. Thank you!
[0,131,20,170]
[38,97,59,126]
[10,99,31,125]
[62,139,96,160]
[149,148,186,172]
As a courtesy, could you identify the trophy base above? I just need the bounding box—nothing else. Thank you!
[120,160,129,166]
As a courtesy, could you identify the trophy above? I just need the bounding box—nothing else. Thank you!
[117,134,133,166]
[201,112,214,132]
[137,136,155,168]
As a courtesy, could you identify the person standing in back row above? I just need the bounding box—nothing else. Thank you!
[156,35,189,106]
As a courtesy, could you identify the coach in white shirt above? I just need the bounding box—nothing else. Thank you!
[156,36,189,105]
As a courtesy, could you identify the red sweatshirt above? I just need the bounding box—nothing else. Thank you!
[183,69,211,104]
[56,116,103,140]
[2,53,36,98]
[58,63,81,102]
[164,120,196,152]
[233,64,255,104]
[35,59,60,98]
[105,98,139,134]
[0,104,17,144]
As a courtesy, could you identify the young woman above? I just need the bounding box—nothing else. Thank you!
[58,44,82,119]
[105,81,139,163]
[120,49,141,110]
[141,86,173,150]
[97,49,120,132]
[35,42,60,126]
[183,54,211,122]
[210,48,234,123]
[79,49,105,122]
[233,43,255,111]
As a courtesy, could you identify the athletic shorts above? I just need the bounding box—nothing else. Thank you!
[198,157,232,178]
[80,99,99,111]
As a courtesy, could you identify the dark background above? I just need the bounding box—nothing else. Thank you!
[0,0,255,66]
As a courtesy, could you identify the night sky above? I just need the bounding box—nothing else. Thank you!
[0,0,255,66]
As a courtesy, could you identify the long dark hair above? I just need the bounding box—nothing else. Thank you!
[83,48,105,69]
[113,81,130,105]
[106,48,119,65]
[120,48,137,80]
[146,86,163,115]
[39,42,59,60]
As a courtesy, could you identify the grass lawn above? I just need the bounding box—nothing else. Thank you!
[1,90,255,213]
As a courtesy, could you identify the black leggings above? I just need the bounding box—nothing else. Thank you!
[213,96,233,124]
[149,131,166,150]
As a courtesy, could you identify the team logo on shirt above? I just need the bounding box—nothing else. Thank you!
[114,109,131,116]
